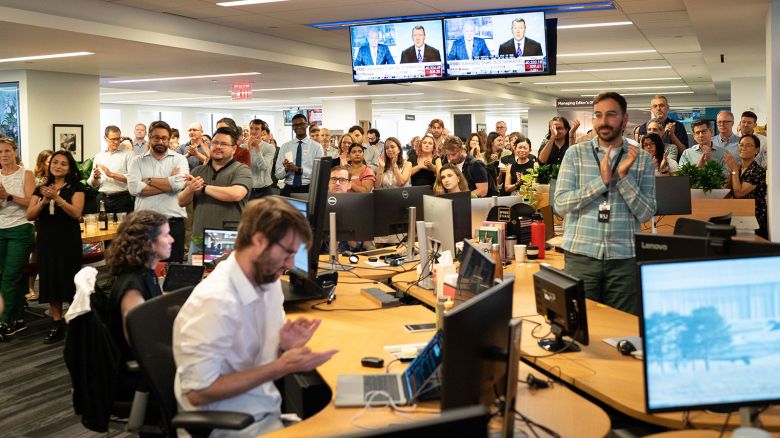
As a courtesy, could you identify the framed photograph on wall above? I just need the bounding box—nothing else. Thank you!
[52,124,84,162]
[476,123,487,132]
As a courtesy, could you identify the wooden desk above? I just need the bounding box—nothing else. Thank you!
[394,251,780,431]
[82,227,118,244]
[650,198,756,234]
[269,280,610,437]
[317,251,419,282]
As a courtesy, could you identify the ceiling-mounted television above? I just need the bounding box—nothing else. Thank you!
[350,19,445,83]
[444,11,551,79]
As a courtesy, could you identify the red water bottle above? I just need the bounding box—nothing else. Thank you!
[530,212,546,259]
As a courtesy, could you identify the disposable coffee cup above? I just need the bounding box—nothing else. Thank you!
[514,244,527,263]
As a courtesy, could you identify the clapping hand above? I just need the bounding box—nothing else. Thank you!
[723,151,739,172]
[617,146,639,179]
[39,185,59,200]
[0,184,7,199]
[665,122,678,139]
[279,317,322,351]
[570,119,581,135]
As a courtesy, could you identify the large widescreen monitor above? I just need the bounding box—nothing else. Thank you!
[639,255,780,413]
[350,19,445,83]
[444,12,549,78]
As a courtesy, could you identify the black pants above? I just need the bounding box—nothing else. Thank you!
[97,191,134,213]
[250,186,276,200]
[280,185,309,197]
[164,217,185,263]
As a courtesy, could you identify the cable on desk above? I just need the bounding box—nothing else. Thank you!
[717,412,731,438]
[520,326,583,359]
[514,409,561,438]
[310,301,392,312]
[385,358,401,373]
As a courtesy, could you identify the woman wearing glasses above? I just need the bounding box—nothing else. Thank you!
[724,134,767,239]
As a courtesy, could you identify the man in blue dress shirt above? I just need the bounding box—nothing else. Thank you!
[353,29,395,66]
[447,20,492,61]
[275,114,323,196]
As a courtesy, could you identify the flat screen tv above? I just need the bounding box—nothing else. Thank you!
[443,12,551,79]
[350,19,445,83]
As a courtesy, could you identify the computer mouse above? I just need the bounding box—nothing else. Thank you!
[617,339,637,356]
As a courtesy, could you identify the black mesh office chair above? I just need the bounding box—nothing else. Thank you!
[709,212,733,225]
[125,286,253,438]
[673,218,712,237]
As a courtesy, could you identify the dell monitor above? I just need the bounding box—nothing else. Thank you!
[455,239,495,303]
[437,191,472,244]
[323,193,375,241]
[655,176,692,216]
[533,264,589,353]
[373,185,432,237]
[442,278,514,411]
[639,254,780,418]
[423,195,457,257]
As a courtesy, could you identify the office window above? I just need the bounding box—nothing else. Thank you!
[100,108,121,139]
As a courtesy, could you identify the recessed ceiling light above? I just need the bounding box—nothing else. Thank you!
[580,91,694,96]
[534,77,681,85]
[314,93,423,99]
[558,50,656,57]
[109,72,261,84]
[560,85,690,91]
[373,99,470,105]
[252,84,359,92]
[558,21,633,29]
[564,66,672,73]
[0,51,93,63]
[417,104,505,109]
[217,0,288,6]
[100,90,159,96]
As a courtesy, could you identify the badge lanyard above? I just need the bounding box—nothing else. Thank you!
[591,146,623,223]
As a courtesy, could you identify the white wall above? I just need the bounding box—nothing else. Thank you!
[527,107,559,151]
[732,77,768,125]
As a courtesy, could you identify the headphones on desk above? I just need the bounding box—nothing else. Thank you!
[348,254,359,264]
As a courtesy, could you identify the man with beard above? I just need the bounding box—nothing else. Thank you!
[554,92,655,314]
[127,121,189,262]
[178,127,252,261]
[173,197,337,436]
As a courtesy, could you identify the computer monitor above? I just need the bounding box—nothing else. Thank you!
[437,191,472,245]
[634,232,712,262]
[442,279,514,410]
[638,255,780,414]
[373,186,432,237]
[339,405,490,437]
[655,176,692,216]
[323,193,375,241]
[305,157,332,276]
[533,264,589,353]
[274,196,310,275]
[455,239,495,303]
[423,195,456,257]
[202,228,238,265]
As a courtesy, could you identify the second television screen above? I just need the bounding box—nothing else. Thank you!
[350,19,445,83]
[444,12,548,78]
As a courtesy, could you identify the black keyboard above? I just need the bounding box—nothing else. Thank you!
[363,374,401,400]
[359,248,397,257]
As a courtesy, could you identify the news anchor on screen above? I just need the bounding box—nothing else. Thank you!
[498,18,543,57]
[400,25,442,63]
[447,21,492,61]
[353,29,395,66]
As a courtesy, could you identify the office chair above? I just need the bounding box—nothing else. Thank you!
[125,286,253,438]
[673,218,712,237]
[708,212,733,225]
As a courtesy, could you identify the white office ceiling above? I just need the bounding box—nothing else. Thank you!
[0,0,769,112]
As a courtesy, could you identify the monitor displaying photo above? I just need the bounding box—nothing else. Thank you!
[350,19,445,83]
[443,12,548,78]
[203,229,239,264]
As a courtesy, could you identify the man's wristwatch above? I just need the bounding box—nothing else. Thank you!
[201,184,207,194]
[146,177,153,185]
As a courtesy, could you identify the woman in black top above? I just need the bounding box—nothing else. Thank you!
[724,134,768,239]
[106,210,173,400]
[504,138,537,195]
[27,151,84,344]
[409,134,441,187]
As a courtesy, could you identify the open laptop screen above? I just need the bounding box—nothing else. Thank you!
[403,330,443,400]
[203,229,238,264]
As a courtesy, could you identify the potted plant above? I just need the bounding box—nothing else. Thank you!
[518,167,541,208]
[536,163,560,185]
[676,161,730,198]
[76,158,99,214]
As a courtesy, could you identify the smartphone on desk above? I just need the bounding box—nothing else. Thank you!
[404,323,436,333]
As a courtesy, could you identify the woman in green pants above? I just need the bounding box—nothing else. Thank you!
[0,138,35,338]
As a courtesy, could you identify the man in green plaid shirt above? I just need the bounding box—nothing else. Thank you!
[554,92,656,314]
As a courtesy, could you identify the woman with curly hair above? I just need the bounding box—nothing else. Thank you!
[106,210,173,400]
[27,150,84,343]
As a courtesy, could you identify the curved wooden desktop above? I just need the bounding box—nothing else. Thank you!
[268,280,610,437]
[394,252,780,431]
[317,251,419,282]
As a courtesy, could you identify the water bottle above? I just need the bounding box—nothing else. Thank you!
[530,212,545,259]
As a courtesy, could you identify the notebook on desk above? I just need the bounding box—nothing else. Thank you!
[335,331,443,407]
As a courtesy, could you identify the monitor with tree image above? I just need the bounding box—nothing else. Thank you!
[639,254,780,424]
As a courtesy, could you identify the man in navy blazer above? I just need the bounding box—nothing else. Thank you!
[447,21,492,61]
[353,29,395,66]
[400,25,442,63]
[497,18,543,57]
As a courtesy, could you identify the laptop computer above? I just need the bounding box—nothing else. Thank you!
[335,331,443,407]
[162,264,205,292]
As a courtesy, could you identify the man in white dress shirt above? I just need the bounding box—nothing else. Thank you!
[173,197,337,437]
[88,125,135,213]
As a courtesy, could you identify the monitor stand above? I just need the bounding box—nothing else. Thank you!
[321,212,353,271]
[416,220,434,290]
[537,324,581,353]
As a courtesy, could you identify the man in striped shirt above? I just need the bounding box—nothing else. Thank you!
[554,92,656,314]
